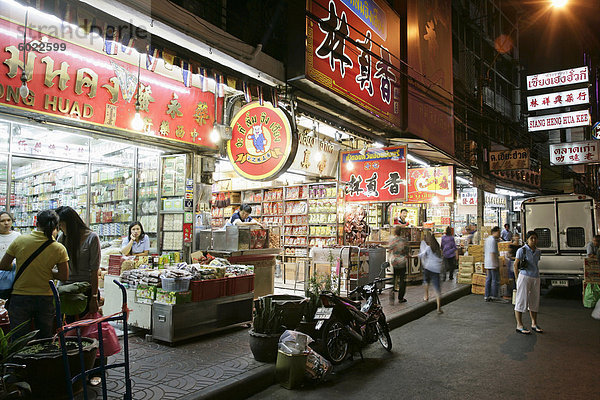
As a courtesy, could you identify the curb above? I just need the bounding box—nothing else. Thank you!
[188,285,472,399]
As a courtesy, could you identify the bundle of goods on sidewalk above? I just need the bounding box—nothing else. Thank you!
[459,242,512,299]
[583,258,600,308]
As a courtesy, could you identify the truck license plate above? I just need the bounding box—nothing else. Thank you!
[551,280,568,287]
[314,307,333,320]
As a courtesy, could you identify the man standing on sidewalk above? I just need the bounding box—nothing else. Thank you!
[484,226,501,302]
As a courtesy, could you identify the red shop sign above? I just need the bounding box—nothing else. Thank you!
[340,146,407,202]
[0,17,221,148]
[407,166,454,203]
[227,102,297,181]
[306,0,402,127]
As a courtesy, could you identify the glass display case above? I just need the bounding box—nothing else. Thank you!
[137,150,160,250]
[160,154,188,252]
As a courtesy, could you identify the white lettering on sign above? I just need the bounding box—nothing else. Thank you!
[527,88,589,111]
[526,66,588,91]
[549,140,600,165]
[528,110,590,132]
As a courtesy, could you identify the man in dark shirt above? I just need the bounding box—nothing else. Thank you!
[229,204,263,227]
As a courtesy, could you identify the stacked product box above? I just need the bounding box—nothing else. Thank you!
[458,256,474,284]
[467,245,484,263]
[471,273,486,295]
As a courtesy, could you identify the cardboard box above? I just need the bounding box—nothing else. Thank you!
[459,265,474,274]
[471,273,487,286]
[155,289,192,305]
[471,284,485,295]
[458,272,473,281]
[474,263,485,274]
[136,284,156,300]
[457,277,472,284]
[459,256,474,263]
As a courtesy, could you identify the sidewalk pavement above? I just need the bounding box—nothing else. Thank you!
[88,280,471,400]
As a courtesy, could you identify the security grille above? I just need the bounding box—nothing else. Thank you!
[566,227,586,248]
[534,228,551,248]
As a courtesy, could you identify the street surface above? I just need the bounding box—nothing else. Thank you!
[249,287,600,400]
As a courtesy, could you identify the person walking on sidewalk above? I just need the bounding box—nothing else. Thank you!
[441,226,457,281]
[484,226,501,302]
[420,231,443,314]
[513,231,543,335]
[389,226,408,302]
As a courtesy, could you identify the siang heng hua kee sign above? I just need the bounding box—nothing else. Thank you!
[0,16,221,148]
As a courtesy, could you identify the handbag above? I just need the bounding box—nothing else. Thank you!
[68,312,121,357]
[6,239,53,307]
[517,247,529,270]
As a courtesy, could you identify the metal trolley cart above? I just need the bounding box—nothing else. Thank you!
[50,279,132,400]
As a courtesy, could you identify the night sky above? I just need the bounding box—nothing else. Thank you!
[517,0,600,73]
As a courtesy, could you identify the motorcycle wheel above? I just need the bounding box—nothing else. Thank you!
[321,318,349,365]
[376,318,392,351]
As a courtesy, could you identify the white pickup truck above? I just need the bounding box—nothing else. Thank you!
[521,194,598,287]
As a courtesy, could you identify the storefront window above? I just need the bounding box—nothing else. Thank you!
[11,158,88,234]
[137,149,160,250]
[90,138,135,167]
[11,123,89,162]
[0,121,9,153]
[89,164,134,245]
[0,154,7,211]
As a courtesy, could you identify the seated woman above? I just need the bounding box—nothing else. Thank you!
[121,221,150,256]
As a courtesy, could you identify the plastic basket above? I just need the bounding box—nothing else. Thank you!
[191,278,227,301]
[226,275,255,296]
[160,276,192,292]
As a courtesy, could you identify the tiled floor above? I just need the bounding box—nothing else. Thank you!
[80,277,464,399]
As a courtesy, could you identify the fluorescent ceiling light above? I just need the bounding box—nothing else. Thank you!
[496,188,523,197]
[456,176,472,185]
[407,154,429,167]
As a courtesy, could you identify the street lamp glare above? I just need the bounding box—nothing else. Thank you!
[551,0,568,7]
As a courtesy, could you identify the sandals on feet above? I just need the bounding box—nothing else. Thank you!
[531,326,543,333]
[515,327,531,335]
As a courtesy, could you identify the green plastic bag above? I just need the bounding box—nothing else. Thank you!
[583,283,600,308]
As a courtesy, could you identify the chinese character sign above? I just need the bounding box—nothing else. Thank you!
[549,140,600,166]
[407,166,454,203]
[0,18,220,148]
[489,148,530,171]
[527,88,589,111]
[460,188,477,206]
[306,0,402,127]
[528,110,591,132]
[340,146,407,202]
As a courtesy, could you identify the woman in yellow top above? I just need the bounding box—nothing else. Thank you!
[0,210,69,339]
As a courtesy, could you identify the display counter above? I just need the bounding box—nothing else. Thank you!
[209,248,281,298]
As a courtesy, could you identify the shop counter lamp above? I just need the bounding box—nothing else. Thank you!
[131,53,144,131]
[19,8,29,99]
[210,123,221,143]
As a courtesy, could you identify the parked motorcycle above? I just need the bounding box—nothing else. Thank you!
[313,278,392,364]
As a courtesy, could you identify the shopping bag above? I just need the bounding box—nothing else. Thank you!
[583,283,600,308]
[591,300,600,320]
[68,312,121,357]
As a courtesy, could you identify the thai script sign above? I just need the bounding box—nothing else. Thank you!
[340,146,407,202]
[306,0,402,127]
[227,102,296,181]
[527,88,589,111]
[460,188,477,206]
[0,17,220,148]
[289,130,339,177]
[528,110,591,132]
[526,66,588,91]
[489,148,530,171]
[549,140,600,166]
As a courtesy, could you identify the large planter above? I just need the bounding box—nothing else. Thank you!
[267,295,308,331]
[248,330,281,363]
[13,337,98,400]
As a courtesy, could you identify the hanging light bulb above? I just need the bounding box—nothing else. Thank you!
[210,125,221,143]
[131,105,144,131]
[19,74,29,99]
[347,161,354,171]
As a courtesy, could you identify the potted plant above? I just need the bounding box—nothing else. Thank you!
[248,296,284,362]
[13,335,98,400]
[0,322,38,399]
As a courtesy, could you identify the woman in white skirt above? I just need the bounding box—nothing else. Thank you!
[513,231,543,335]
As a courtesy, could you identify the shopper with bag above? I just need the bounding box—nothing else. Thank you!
[0,210,69,339]
[0,212,20,299]
[513,231,543,335]
[420,231,443,314]
[56,206,101,317]
[389,226,408,302]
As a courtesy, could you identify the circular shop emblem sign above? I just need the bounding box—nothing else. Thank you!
[227,102,296,181]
